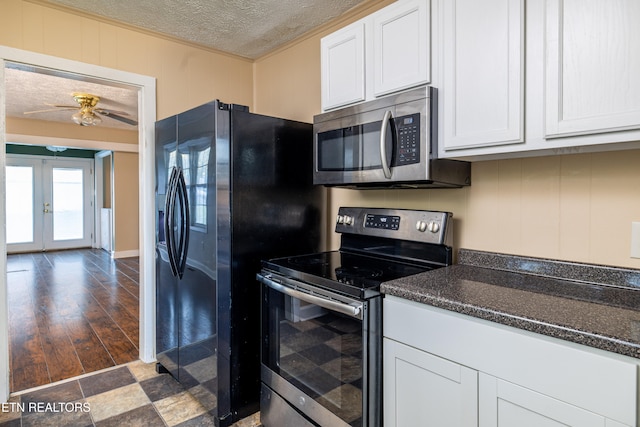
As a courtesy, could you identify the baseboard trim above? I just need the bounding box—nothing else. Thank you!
[112,249,140,259]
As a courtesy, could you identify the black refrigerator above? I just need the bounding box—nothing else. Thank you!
[155,100,323,426]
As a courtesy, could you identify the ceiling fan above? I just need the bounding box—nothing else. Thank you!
[24,92,138,127]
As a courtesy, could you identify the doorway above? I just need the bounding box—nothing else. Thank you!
[6,155,93,253]
[0,47,157,402]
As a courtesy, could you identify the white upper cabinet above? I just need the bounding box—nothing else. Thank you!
[436,0,640,159]
[372,0,430,97]
[440,0,524,151]
[321,0,640,157]
[321,22,366,110]
[320,0,431,111]
[545,0,640,138]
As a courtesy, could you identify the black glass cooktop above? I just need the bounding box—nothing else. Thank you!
[262,250,435,299]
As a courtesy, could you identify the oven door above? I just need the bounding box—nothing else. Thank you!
[258,272,381,427]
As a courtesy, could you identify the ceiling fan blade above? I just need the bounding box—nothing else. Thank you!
[24,107,76,114]
[46,104,78,108]
[95,111,138,126]
[95,108,130,116]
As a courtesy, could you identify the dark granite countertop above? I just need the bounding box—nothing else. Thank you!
[380,249,640,359]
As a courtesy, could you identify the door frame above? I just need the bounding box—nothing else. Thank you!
[41,157,94,251]
[95,150,113,254]
[0,46,157,402]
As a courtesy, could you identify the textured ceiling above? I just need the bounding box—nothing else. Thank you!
[44,0,368,59]
[6,0,370,131]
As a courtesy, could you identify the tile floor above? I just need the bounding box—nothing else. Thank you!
[0,360,261,427]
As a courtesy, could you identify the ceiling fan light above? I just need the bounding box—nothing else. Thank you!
[72,110,102,126]
[86,112,102,126]
[46,145,67,153]
[72,111,83,125]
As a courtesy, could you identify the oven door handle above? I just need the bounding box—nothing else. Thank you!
[257,274,364,320]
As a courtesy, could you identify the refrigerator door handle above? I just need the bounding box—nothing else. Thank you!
[165,167,179,277]
[176,169,190,279]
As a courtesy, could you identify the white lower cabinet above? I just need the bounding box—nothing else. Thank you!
[383,338,478,427]
[383,296,639,427]
[479,374,610,427]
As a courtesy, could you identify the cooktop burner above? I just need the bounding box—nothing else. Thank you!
[335,265,384,281]
[263,250,433,298]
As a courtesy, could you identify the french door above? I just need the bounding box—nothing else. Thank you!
[6,155,93,253]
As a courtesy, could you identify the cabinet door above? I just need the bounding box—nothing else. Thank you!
[441,0,524,150]
[372,0,430,97]
[321,22,365,110]
[545,0,640,138]
[384,338,478,427]
[479,374,609,427]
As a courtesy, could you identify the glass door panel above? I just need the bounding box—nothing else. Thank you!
[6,165,35,245]
[6,158,43,253]
[52,168,85,241]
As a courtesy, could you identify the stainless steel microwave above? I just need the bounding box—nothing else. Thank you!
[313,86,470,188]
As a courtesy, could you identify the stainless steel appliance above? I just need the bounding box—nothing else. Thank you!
[257,207,454,427]
[155,100,323,427]
[313,86,470,189]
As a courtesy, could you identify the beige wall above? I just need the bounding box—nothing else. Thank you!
[102,155,111,208]
[112,152,138,253]
[253,0,394,121]
[323,152,640,269]
[3,0,640,269]
[253,2,640,270]
[1,0,256,253]
[7,117,137,144]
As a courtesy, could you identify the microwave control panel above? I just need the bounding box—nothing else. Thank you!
[394,113,420,166]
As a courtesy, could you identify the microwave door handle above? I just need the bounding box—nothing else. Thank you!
[380,110,392,179]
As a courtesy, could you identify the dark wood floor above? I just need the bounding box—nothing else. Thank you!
[7,249,139,392]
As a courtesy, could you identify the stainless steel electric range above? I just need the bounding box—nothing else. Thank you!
[257,207,454,427]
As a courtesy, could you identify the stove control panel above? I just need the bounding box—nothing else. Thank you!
[335,207,452,245]
[365,214,400,230]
